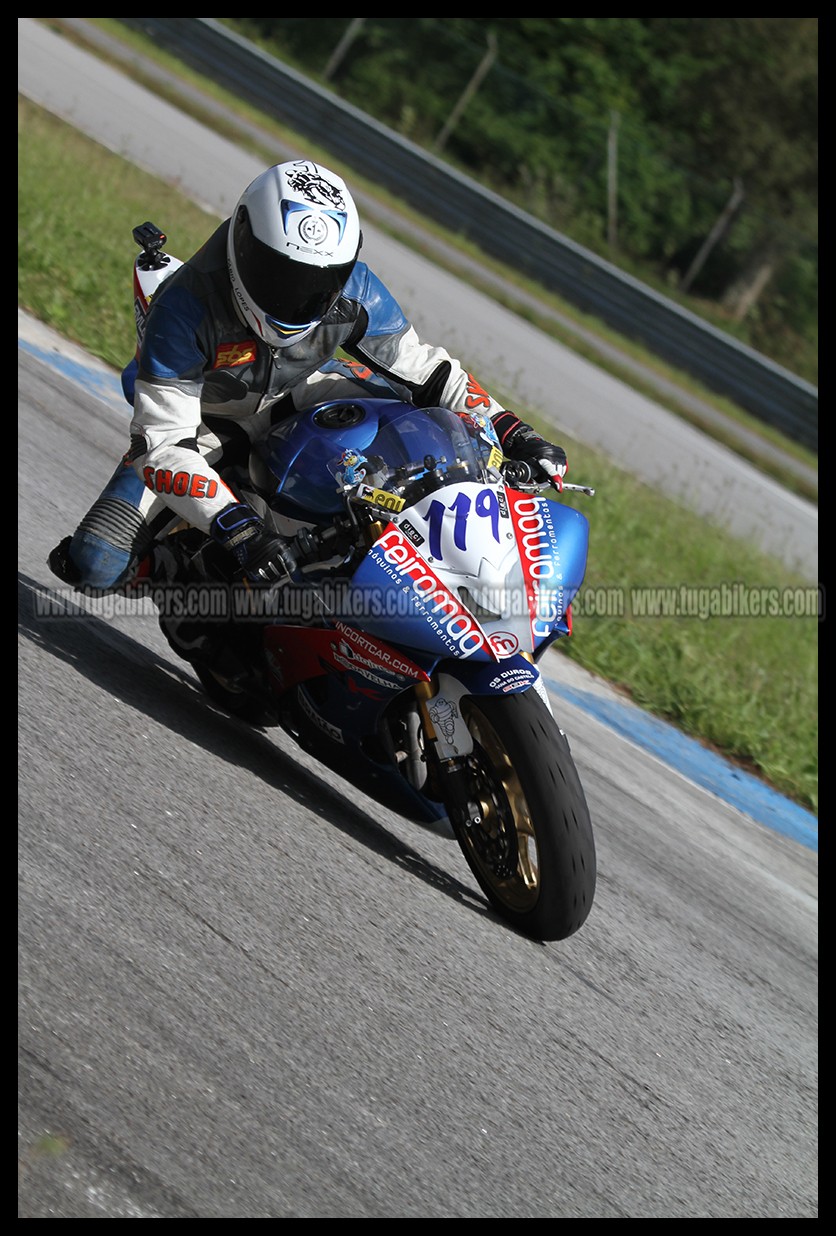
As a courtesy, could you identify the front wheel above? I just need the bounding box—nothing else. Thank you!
[445,691,596,942]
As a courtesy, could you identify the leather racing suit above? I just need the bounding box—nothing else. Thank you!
[65,218,507,592]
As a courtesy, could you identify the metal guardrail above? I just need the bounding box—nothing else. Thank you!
[118,17,817,452]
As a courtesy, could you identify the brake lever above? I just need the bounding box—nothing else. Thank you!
[501,458,595,497]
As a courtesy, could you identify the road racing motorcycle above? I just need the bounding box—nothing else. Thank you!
[129,223,598,943]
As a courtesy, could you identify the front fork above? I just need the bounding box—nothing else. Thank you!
[412,653,551,768]
[400,679,480,834]
[402,665,539,837]
[384,653,547,794]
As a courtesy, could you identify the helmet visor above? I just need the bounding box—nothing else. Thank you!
[232,210,357,330]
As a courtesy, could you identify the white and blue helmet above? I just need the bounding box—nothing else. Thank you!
[228,160,362,349]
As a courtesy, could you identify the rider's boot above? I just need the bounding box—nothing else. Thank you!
[47,535,83,586]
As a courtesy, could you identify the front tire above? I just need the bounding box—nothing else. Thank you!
[446,691,596,942]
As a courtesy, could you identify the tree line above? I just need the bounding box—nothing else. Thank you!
[225,18,818,386]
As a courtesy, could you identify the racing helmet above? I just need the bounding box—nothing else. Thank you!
[227,160,362,349]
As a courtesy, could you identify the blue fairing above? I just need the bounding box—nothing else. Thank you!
[260,401,385,519]
[437,654,543,695]
[258,397,494,521]
[285,651,545,829]
[530,498,589,654]
[346,542,497,662]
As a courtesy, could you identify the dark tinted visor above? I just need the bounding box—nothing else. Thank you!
[233,208,357,328]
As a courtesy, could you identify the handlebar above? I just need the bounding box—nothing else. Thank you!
[280,462,594,573]
[501,458,595,497]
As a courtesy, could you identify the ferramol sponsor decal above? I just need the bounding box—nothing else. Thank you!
[373,525,493,659]
[507,492,567,642]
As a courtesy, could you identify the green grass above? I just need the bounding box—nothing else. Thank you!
[18,96,818,815]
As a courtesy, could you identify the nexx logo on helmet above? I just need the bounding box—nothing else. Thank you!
[281,201,347,255]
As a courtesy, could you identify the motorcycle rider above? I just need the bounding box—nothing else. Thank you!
[48,158,568,665]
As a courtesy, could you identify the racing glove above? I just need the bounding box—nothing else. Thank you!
[211,502,296,584]
[491,410,568,485]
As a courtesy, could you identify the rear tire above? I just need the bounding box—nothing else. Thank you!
[447,691,596,941]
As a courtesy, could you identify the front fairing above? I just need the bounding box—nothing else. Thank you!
[256,397,589,660]
[347,482,588,660]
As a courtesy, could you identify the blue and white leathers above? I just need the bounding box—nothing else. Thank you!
[70,218,506,591]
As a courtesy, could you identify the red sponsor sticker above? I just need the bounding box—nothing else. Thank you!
[507,490,564,644]
[488,630,520,657]
[143,467,219,499]
[373,524,493,659]
[465,373,493,410]
[332,620,429,681]
[341,358,373,381]
[213,340,257,369]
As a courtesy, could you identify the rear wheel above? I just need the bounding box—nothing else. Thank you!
[446,691,596,941]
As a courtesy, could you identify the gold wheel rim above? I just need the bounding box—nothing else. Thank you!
[460,703,540,912]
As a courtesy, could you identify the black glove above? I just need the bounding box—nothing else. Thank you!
[491,410,568,484]
[211,503,296,584]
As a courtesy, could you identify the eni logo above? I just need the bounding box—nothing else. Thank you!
[359,484,405,512]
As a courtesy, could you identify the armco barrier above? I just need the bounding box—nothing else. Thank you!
[118,17,817,451]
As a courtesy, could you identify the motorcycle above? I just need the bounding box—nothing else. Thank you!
[129,224,598,943]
